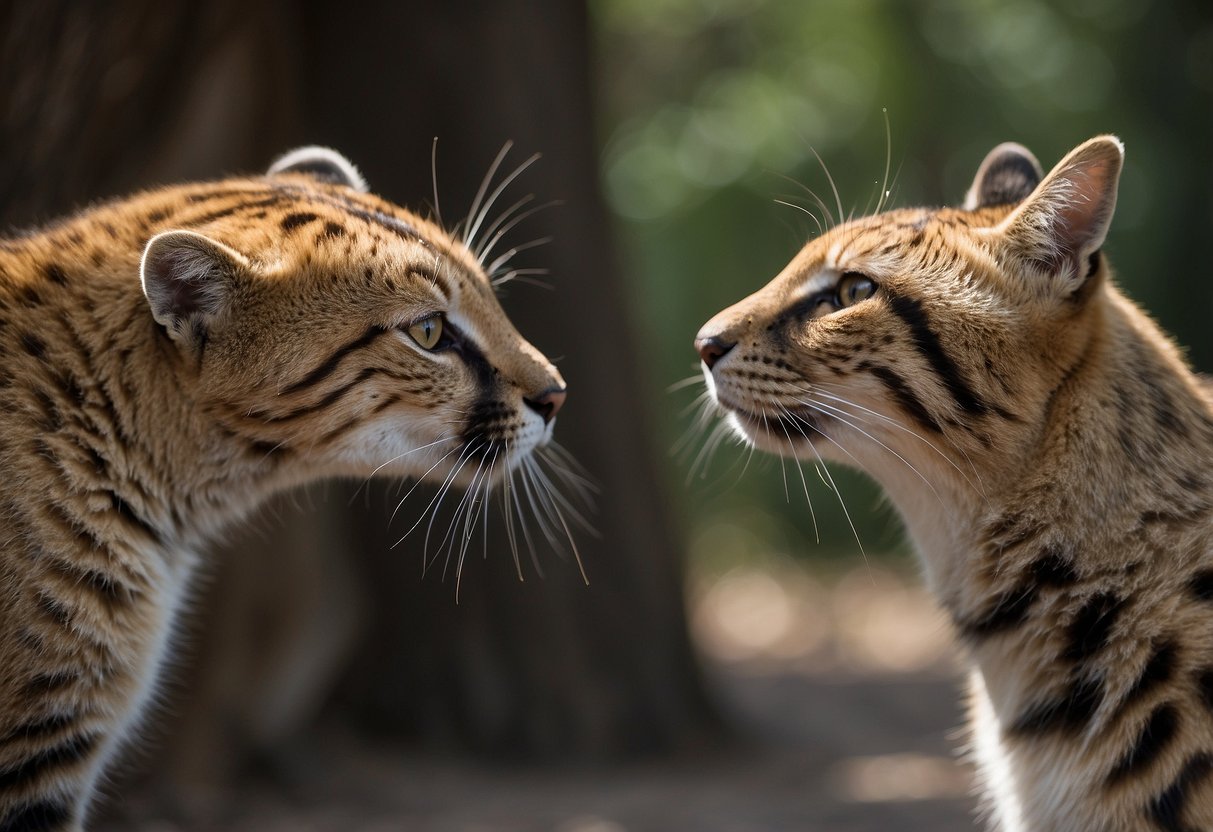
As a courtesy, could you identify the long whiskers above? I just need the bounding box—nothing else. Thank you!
[795,397,948,510]
[775,403,871,575]
[773,408,820,543]
[382,435,593,594]
[351,434,456,505]
[807,384,987,501]
[465,151,542,250]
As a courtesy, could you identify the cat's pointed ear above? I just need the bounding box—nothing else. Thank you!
[963,142,1043,210]
[996,135,1124,292]
[267,146,368,192]
[141,230,248,350]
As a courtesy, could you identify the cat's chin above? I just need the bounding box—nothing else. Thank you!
[725,407,823,455]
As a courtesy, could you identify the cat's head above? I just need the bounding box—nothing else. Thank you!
[695,136,1123,493]
[139,147,566,487]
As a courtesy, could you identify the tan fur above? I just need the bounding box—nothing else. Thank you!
[697,137,1213,830]
[0,148,565,830]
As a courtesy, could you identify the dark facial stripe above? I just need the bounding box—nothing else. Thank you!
[0,732,97,791]
[247,366,421,424]
[186,188,266,205]
[1149,752,1213,832]
[1106,703,1179,786]
[1062,592,1124,663]
[454,330,506,455]
[884,292,1012,420]
[260,366,379,422]
[1008,675,1104,737]
[337,200,425,245]
[408,263,455,299]
[272,181,447,265]
[0,799,71,832]
[295,392,429,451]
[281,325,389,396]
[451,329,496,389]
[188,194,283,226]
[864,363,943,434]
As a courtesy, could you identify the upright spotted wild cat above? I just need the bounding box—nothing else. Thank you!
[0,148,568,830]
[696,136,1213,830]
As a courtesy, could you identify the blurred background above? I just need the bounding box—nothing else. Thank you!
[2,1,1209,829]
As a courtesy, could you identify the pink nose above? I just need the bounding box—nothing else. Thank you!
[524,387,566,424]
[695,336,735,369]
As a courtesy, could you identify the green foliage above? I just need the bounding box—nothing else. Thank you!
[591,0,1213,563]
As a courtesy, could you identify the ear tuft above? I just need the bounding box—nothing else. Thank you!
[141,230,247,348]
[997,135,1124,291]
[268,146,367,192]
[964,142,1043,210]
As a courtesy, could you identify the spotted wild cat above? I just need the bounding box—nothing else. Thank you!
[696,136,1213,830]
[0,147,570,830]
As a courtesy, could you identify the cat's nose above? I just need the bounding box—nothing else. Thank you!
[524,387,567,424]
[695,335,735,369]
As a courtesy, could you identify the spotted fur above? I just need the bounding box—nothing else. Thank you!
[697,136,1213,830]
[0,148,567,829]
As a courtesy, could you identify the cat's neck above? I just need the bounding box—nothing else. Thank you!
[8,245,286,550]
[888,286,1213,603]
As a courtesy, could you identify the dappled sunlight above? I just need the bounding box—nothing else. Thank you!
[556,816,629,832]
[691,561,954,675]
[834,752,970,803]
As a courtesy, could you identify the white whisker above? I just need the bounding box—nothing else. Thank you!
[388,442,464,525]
[796,397,947,509]
[774,409,820,543]
[462,142,514,245]
[479,198,562,266]
[431,136,444,228]
[485,236,554,277]
[466,152,542,251]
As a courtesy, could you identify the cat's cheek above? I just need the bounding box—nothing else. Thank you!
[332,419,453,480]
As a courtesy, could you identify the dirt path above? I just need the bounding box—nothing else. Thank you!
[100,566,980,831]
[100,667,977,831]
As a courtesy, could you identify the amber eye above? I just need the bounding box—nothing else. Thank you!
[407,315,445,350]
[837,272,876,308]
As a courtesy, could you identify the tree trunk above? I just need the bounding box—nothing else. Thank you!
[291,0,721,757]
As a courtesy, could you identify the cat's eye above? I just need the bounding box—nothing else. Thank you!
[837,272,877,308]
[407,315,445,350]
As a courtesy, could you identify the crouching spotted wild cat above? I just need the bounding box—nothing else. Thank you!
[696,136,1213,830]
[0,147,570,830]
